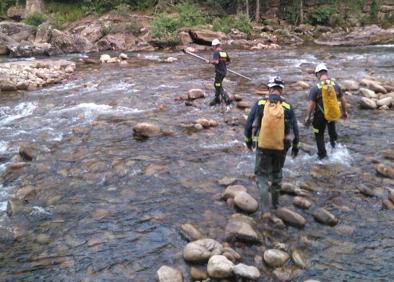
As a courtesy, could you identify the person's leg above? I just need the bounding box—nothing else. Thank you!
[327,121,338,148]
[255,148,271,213]
[210,73,222,106]
[271,150,284,209]
[313,113,327,159]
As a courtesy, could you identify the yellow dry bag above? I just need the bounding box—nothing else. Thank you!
[258,101,285,150]
[319,80,340,121]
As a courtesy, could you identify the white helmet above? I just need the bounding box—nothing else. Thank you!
[212,39,221,46]
[315,63,328,73]
[267,76,285,89]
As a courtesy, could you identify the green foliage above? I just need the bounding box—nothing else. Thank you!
[0,0,16,17]
[100,23,112,35]
[176,3,207,27]
[125,19,143,36]
[151,13,179,39]
[46,2,88,29]
[23,12,47,28]
[370,0,378,22]
[213,13,252,35]
[114,3,132,17]
[308,6,335,26]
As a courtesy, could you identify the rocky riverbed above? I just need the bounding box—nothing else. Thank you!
[0,45,393,281]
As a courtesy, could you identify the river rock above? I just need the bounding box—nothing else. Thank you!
[180,223,204,241]
[133,122,161,138]
[225,214,260,243]
[360,79,387,94]
[207,255,234,279]
[119,53,128,60]
[377,97,393,107]
[276,208,306,228]
[360,97,377,109]
[188,89,205,100]
[100,54,111,63]
[263,249,290,267]
[6,198,25,216]
[183,238,223,262]
[340,80,359,91]
[190,267,208,280]
[222,246,241,262]
[218,177,237,186]
[389,189,394,203]
[221,185,247,200]
[357,184,375,197]
[19,143,39,161]
[273,266,301,282]
[359,88,378,99]
[382,199,394,210]
[8,41,52,57]
[0,227,16,244]
[313,208,338,226]
[49,29,96,55]
[195,118,211,128]
[0,21,33,42]
[294,81,310,89]
[233,263,260,280]
[234,191,258,213]
[291,249,309,268]
[236,101,251,110]
[156,265,183,282]
[0,33,16,55]
[376,163,394,179]
[293,196,312,209]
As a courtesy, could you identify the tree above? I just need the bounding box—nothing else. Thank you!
[25,0,44,15]
[255,0,260,23]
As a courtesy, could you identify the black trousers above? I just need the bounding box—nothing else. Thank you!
[312,112,338,159]
[214,73,230,103]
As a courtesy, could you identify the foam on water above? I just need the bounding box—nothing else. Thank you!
[0,102,37,126]
[200,139,242,150]
[0,141,8,154]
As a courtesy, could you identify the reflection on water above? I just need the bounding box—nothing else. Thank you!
[0,46,394,281]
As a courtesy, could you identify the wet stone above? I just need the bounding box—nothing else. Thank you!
[273,266,301,282]
[221,185,247,200]
[264,249,289,267]
[222,246,241,262]
[6,198,25,217]
[207,255,234,279]
[225,214,260,244]
[291,248,309,268]
[359,97,377,109]
[376,163,394,179]
[180,223,204,242]
[35,234,50,245]
[313,208,338,226]
[276,208,306,228]
[188,89,205,100]
[0,227,16,244]
[382,199,394,210]
[233,191,258,213]
[233,263,260,280]
[156,265,183,282]
[357,185,375,197]
[133,122,161,138]
[183,239,223,263]
[293,196,312,209]
[190,267,208,281]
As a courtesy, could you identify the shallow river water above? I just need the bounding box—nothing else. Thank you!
[0,45,394,281]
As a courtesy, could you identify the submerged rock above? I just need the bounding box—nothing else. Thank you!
[291,248,309,268]
[360,97,377,109]
[233,191,258,213]
[180,223,204,242]
[376,163,394,179]
[183,238,223,263]
[221,185,247,200]
[188,89,205,100]
[190,267,208,280]
[233,263,260,280]
[219,177,237,186]
[207,255,234,279]
[382,199,394,210]
[276,208,306,228]
[357,185,375,197]
[133,122,161,138]
[156,265,183,282]
[263,249,289,267]
[313,208,338,226]
[225,214,260,243]
[293,196,312,209]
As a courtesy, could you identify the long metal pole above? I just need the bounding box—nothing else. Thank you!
[183,50,252,81]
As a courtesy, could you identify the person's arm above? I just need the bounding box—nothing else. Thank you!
[337,85,348,119]
[244,102,258,150]
[304,88,317,126]
[226,52,231,65]
[290,108,300,158]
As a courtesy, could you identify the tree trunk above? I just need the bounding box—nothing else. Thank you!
[25,0,44,15]
[245,0,250,18]
[255,0,260,23]
[299,0,304,24]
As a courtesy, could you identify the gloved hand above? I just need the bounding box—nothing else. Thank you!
[304,117,311,127]
[246,140,253,151]
[291,146,299,158]
[341,112,348,120]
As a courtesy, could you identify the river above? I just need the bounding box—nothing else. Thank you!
[0,45,393,281]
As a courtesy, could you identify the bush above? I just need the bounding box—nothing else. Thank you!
[151,13,179,39]
[176,3,207,27]
[213,13,252,35]
[308,7,334,26]
[23,12,47,28]
[47,2,88,30]
[115,3,132,17]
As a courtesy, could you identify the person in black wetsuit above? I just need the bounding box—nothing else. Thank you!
[206,39,232,106]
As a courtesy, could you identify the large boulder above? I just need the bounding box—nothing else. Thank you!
[313,208,338,226]
[233,191,258,213]
[276,208,306,228]
[233,263,260,280]
[0,21,33,42]
[359,97,377,109]
[207,255,234,279]
[133,123,161,138]
[187,28,227,45]
[35,22,52,43]
[0,33,16,55]
[96,33,136,51]
[315,25,394,46]
[183,238,223,263]
[156,266,183,282]
[263,249,290,267]
[49,29,97,54]
[225,214,260,243]
[68,20,103,43]
[8,42,52,57]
